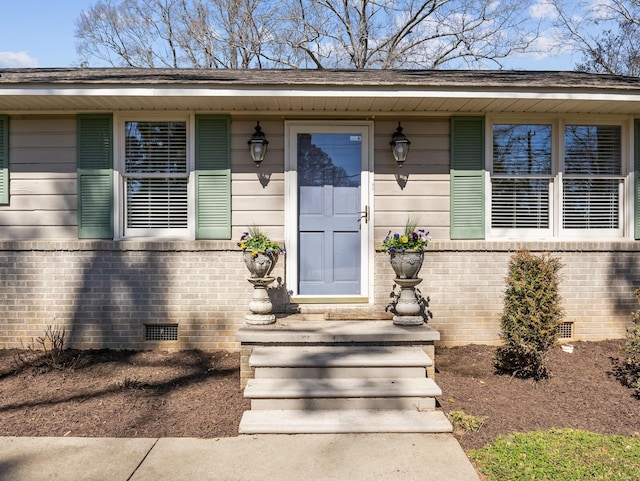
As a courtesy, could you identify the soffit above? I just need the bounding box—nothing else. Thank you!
[1,68,640,115]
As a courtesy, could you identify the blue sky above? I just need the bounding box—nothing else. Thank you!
[0,0,578,70]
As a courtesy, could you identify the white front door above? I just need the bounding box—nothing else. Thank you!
[286,122,373,301]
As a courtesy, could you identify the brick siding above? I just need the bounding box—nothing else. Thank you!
[1,240,637,350]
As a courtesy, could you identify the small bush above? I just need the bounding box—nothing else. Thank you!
[612,288,640,397]
[494,249,564,380]
[447,410,487,433]
[14,325,84,373]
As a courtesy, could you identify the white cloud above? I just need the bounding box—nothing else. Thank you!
[0,51,39,68]
[530,1,558,21]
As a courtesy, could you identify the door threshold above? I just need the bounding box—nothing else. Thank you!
[290,296,370,304]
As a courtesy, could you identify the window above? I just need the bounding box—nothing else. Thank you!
[490,120,627,239]
[123,120,189,236]
[492,124,552,231]
[563,125,622,230]
[77,114,230,240]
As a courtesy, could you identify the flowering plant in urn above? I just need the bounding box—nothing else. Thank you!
[378,221,430,279]
[238,228,285,278]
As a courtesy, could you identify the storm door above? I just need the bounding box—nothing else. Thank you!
[286,124,372,299]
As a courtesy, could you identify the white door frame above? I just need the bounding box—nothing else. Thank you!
[284,121,375,303]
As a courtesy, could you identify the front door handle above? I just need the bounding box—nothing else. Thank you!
[358,205,368,224]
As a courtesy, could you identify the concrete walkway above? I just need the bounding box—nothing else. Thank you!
[0,433,480,481]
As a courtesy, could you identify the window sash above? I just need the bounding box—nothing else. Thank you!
[122,119,189,236]
[126,178,188,229]
[491,177,551,229]
[491,123,553,234]
[562,178,622,229]
[125,121,187,174]
[564,125,621,176]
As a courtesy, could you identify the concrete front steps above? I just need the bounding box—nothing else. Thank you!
[238,345,452,434]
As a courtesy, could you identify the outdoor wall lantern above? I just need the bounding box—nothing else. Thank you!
[248,121,269,166]
[390,122,411,167]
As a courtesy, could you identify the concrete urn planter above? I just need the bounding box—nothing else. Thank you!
[389,250,424,279]
[242,251,279,278]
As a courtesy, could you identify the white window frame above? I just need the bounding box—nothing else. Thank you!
[114,112,195,240]
[487,115,633,240]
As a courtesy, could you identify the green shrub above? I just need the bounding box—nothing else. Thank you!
[494,249,564,380]
[612,288,640,397]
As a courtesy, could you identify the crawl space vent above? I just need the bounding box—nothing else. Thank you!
[556,322,574,340]
[145,324,178,341]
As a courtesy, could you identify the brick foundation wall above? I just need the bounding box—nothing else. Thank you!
[1,240,638,350]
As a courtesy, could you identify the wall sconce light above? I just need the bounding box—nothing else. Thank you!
[248,121,269,166]
[390,122,410,167]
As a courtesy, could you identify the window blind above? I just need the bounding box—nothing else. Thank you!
[126,179,188,228]
[563,125,621,229]
[492,124,552,230]
[124,121,188,230]
[563,179,620,229]
[492,178,550,228]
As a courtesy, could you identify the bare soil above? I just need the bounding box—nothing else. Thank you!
[0,340,638,451]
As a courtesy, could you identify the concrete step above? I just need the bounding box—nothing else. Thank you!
[251,396,436,411]
[238,409,454,434]
[244,377,442,399]
[250,345,433,368]
[254,366,426,379]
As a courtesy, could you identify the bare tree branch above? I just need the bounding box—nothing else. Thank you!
[75,0,541,69]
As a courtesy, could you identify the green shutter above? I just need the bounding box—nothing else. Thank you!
[636,119,640,240]
[77,114,113,239]
[450,116,485,239]
[195,115,231,239]
[0,115,8,205]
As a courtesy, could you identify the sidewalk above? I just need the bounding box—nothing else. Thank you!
[0,433,480,481]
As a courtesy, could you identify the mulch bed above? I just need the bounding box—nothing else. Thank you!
[0,339,638,452]
[435,339,640,450]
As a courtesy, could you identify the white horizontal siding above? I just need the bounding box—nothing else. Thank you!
[1,117,78,240]
[373,119,451,242]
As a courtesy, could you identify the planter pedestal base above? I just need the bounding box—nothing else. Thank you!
[246,277,276,325]
[393,277,424,326]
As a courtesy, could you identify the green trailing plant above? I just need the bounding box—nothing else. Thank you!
[237,227,284,258]
[494,249,564,380]
[612,288,640,397]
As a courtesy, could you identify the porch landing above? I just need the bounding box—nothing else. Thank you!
[237,318,450,434]
[237,317,440,384]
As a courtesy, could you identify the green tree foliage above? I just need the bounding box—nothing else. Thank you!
[495,249,564,380]
[612,288,640,397]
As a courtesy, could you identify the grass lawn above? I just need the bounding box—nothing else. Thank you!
[469,428,640,481]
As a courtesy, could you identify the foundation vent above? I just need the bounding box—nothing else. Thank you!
[145,324,178,341]
[556,322,574,340]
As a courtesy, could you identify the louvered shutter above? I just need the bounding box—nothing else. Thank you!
[77,114,114,239]
[195,115,231,239]
[0,116,8,205]
[635,120,640,239]
[450,117,485,239]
